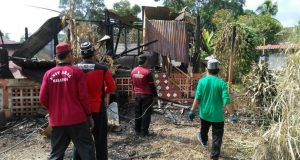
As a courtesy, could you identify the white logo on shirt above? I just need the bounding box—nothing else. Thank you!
[133,71,144,79]
[49,70,72,83]
[77,64,95,70]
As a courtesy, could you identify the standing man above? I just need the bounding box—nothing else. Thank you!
[39,42,96,160]
[189,58,238,160]
[74,42,116,160]
[131,55,157,136]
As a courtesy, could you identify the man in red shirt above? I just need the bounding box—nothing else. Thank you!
[74,42,116,160]
[39,42,96,160]
[131,55,157,136]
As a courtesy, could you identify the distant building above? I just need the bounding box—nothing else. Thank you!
[0,37,54,79]
[256,44,300,71]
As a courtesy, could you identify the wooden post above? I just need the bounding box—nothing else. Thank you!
[124,28,127,51]
[105,10,114,56]
[228,26,236,93]
[25,27,29,40]
[114,27,122,54]
[142,8,146,51]
[192,15,201,73]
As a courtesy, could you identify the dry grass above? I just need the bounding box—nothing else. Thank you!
[241,61,278,126]
[66,1,118,74]
[252,50,300,160]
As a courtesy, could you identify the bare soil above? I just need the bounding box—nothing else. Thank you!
[0,105,259,160]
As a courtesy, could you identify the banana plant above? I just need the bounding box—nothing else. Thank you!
[200,29,215,60]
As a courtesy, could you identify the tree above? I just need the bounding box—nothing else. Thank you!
[212,9,234,30]
[256,0,278,16]
[156,0,245,30]
[59,0,106,20]
[199,0,245,30]
[244,9,257,16]
[160,0,196,14]
[277,23,300,43]
[112,0,141,17]
[214,23,260,81]
[238,14,282,44]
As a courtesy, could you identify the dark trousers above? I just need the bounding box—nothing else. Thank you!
[73,105,108,160]
[200,118,224,159]
[50,122,96,160]
[135,94,153,135]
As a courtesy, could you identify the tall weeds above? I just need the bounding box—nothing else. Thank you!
[253,50,300,160]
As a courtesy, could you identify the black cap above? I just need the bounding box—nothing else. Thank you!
[80,42,94,58]
[138,55,148,65]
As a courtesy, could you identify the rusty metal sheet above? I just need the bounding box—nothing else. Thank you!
[144,20,189,63]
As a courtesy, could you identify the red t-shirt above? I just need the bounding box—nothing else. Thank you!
[39,63,90,127]
[131,66,155,95]
[77,61,116,112]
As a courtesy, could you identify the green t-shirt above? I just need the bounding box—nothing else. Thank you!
[195,75,231,122]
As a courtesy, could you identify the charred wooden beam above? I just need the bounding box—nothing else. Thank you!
[114,27,122,55]
[13,16,64,59]
[113,40,158,59]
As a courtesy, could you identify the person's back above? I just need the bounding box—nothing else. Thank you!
[197,75,230,123]
[39,42,95,160]
[73,41,116,160]
[42,64,89,126]
[131,55,157,136]
[77,61,115,112]
[189,58,237,160]
[131,66,153,95]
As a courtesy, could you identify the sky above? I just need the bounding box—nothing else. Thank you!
[0,0,299,42]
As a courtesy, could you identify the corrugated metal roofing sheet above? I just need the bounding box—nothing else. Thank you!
[256,44,300,50]
[144,20,189,63]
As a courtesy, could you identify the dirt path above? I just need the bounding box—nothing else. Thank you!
[0,110,258,160]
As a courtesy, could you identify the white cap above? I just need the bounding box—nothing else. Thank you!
[207,58,220,69]
[204,55,215,61]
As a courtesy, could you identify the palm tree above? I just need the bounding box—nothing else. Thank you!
[256,0,278,16]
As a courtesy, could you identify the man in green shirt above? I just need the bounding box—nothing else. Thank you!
[189,58,238,160]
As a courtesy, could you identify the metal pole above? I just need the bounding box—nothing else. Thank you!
[193,15,201,73]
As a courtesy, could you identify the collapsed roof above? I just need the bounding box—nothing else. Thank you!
[142,6,195,64]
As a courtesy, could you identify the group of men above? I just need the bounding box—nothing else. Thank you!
[39,41,158,160]
[39,41,238,160]
[39,42,115,160]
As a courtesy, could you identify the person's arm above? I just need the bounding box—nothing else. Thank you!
[225,104,235,115]
[191,99,199,111]
[77,70,91,116]
[104,69,116,94]
[222,82,233,113]
[188,80,201,121]
[222,81,238,123]
[147,72,158,97]
[39,72,49,109]
[192,80,202,111]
